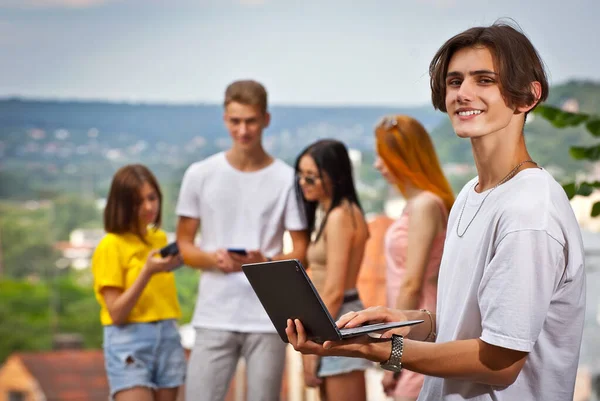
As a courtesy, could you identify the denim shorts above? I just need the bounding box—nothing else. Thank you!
[317,291,373,377]
[103,319,186,398]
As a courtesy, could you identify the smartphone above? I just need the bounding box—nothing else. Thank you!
[160,242,179,258]
[227,248,248,256]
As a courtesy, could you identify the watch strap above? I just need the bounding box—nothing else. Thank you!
[380,334,403,372]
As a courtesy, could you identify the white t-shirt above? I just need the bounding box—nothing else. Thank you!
[176,152,306,332]
[419,168,586,401]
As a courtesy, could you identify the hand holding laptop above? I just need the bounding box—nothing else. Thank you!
[285,306,415,362]
[242,259,424,343]
[335,306,414,338]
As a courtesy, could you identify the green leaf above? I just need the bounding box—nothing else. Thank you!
[562,181,600,199]
[583,181,600,189]
[592,201,600,217]
[569,145,600,161]
[535,105,560,120]
[534,105,589,128]
[586,119,600,137]
[577,182,594,196]
[563,113,589,126]
[562,182,577,199]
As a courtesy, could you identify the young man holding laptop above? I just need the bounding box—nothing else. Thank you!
[286,22,586,401]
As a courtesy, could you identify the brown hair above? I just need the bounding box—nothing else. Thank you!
[223,80,268,114]
[104,164,162,242]
[429,22,549,113]
[375,115,454,212]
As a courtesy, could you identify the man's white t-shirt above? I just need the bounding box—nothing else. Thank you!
[419,168,586,401]
[176,152,306,333]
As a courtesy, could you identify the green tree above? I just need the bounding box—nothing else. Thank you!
[0,202,59,278]
[0,279,52,362]
[54,276,103,348]
[174,268,201,323]
[0,275,107,363]
[532,104,600,215]
[53,195,102,241]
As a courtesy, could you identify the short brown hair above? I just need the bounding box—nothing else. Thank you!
[223,80,268,113]
[104,164,162,242]
[429,22,549,113]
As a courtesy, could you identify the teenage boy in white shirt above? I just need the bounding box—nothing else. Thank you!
[177,80,308,401]
[286,22,586,401]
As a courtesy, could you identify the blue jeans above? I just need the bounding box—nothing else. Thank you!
[103,319,186,398]
[318,293,373,377]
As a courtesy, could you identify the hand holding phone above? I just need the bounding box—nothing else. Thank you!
[145,249,182,274]
[160,242,179,258]
[218,249,267,273]
[227,248,248,256]
[159,242,183,271]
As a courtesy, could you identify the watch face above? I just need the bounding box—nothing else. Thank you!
[380,363,402,373]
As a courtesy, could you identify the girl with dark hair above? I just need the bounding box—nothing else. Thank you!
[294,139,370,401]
[92,164,186,401]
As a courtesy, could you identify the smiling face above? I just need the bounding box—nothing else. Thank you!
[444,46,520,139]
[297,154,329,202]
[223,101,270,150]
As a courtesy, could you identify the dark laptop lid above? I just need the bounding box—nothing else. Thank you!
[242,259,341,343]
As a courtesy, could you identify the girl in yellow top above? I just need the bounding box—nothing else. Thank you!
[92,164,185,401]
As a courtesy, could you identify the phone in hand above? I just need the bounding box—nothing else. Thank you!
[227,248,248,256]
[160,242,179,258]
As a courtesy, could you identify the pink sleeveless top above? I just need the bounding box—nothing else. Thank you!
[384,193,448,397]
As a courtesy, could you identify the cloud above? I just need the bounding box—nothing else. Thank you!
[417,0,457,8]
[0,21,16,45]
[0,0,118,9]
[0,0,269,10]
[238,0,267,6]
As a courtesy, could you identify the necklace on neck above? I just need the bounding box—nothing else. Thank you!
[456,160,538,238]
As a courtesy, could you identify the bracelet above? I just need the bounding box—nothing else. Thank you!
[420,309,436,342]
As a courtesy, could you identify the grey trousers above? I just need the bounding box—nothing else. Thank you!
[185,328,286,401]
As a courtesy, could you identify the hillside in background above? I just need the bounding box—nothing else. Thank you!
[0,98,443,163]
[1,79,599,200]
[0,99,444,201]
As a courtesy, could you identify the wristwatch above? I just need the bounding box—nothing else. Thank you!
[380,334,403,373]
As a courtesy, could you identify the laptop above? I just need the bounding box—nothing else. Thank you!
[242,259,424,343]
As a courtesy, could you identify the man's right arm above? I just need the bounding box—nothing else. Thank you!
[176,216,218,269]
[288,308,527,387]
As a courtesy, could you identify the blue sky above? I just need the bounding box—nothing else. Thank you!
[1,0,599,106]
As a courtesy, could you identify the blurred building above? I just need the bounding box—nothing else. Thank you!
[53,229,179,271]
[0,350,108,401]
[53,228,104,271]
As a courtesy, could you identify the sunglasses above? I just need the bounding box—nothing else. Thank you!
[376,116,399,130]
[296,173,321,186]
